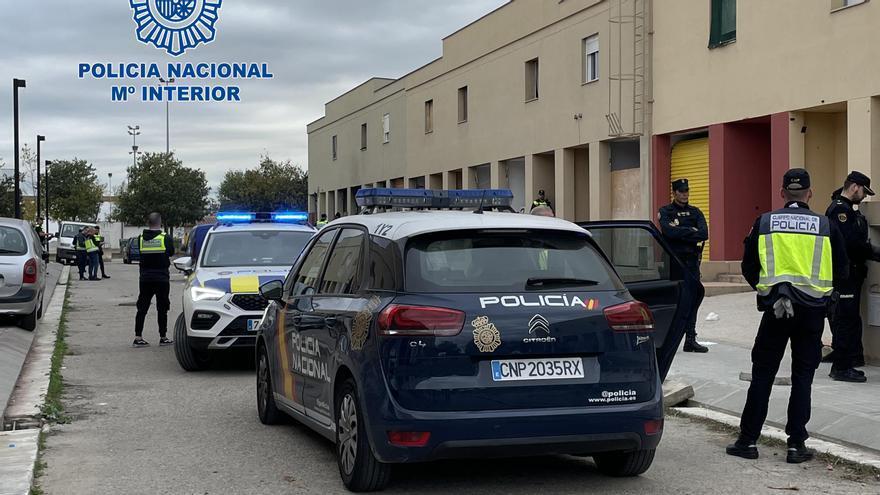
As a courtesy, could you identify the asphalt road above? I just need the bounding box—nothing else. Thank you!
[39,264,878,494]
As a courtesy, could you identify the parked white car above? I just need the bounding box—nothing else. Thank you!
[0,218,48,330]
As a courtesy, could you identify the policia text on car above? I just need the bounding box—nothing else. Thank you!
[825,171,880,383]
[727,168,848,464]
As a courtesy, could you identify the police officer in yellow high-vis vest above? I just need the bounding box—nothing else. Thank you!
[84,227,101,281]
[93,225,110,279]
[727,168,848,464]
[133,212,175,348]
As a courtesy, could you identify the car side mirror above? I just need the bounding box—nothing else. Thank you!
[260,280,284,302]
[54,232,59,238]
[172,256,193,274]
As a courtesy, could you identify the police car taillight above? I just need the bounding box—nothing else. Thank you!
[377,304,465,337]
[603,301,654,332]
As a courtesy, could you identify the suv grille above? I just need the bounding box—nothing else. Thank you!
[231,294,269,312]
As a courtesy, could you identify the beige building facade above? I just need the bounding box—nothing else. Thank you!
[308,0,652,222]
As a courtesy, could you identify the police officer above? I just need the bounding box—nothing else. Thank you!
[727,168,848,464]
[532,189,553,211]
[93,225,110,279]
[316,213,329,228]
[133,212,175,348]
[825,171,880,382]
[658,178,709,353]
[73,227,88,281]
[84,227,100,281]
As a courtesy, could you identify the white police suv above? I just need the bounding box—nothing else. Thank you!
[254,189,693,491]
[172,212,315,371]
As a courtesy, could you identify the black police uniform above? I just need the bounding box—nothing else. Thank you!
[658,179,708,350]
[825,172,880,378]
[730,168,849,463]
[134,229,175,344]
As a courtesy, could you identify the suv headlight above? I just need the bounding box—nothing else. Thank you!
[191,286,226,302]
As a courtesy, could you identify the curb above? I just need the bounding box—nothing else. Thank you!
[0,428,40,495]
[4,265,69,428]
[672,405,880,470]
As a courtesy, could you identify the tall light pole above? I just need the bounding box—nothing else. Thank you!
[127,125,140,168]
[159,77,174,154]
[44,160,51,241]
[108,172,113,196]
[36,135,45,221]
[13,78,26,219]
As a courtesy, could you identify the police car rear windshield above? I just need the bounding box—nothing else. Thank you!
[201,231,312,268]
[404,230,623,293]
[0,227,27,256]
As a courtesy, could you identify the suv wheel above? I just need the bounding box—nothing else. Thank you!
[173,314,211,371]
[257,345,285,425]
[593,448,656,477]
[19,306,37,331]
[37,293,44,319]
[335,379,391,492]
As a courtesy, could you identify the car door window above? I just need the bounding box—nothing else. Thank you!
[319,228,365,295]
[288,229,336,297]
[588,227,670,283]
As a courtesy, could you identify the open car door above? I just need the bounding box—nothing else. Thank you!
[578,220,701,381]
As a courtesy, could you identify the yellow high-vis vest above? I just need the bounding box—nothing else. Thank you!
[84,238,99,253]
[140,233,167,253]
[756,207,833,300]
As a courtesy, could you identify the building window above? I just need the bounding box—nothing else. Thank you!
[525,58,539,101]
[360,123,367,150]
[458,86,468,123]
[832,0,867,11]
[583,35,599,83]
[425,100,434,133]
[331,135,337,161]
[382,113,390,144]
[709,0,736,48]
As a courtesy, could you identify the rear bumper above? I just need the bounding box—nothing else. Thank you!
[363,385,664,463]
[56,248,78,262]
[0,287,38,315]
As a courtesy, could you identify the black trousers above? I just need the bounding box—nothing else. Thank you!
[135,280,171,337]
[830,277,865,371]
[76,251,87,278]
[739,305,824,445]
[671,255,704,338]
[98,248,107,276]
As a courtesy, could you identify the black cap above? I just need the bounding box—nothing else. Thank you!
[671,178,689,192]
[783,168,811,191]
[846,171,875,196]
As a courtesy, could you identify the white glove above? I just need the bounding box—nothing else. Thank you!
[773,297,794,319]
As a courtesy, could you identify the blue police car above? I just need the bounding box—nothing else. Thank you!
[254,189,691,491]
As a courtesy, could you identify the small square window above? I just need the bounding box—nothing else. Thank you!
[360,123,367,150]
[458,86,468,123]
[709,0,736,48]
[382,113,390,144]
[525,58,539,101]
[583,35,599,83]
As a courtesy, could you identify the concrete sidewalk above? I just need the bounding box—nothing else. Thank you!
[668,291,880,454]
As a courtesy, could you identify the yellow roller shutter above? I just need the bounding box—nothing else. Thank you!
[670,138,710,261]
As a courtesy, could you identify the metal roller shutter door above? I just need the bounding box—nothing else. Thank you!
[670,137,710,261]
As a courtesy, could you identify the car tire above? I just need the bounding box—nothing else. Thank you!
[37,294,43,320]
[256,345,286,425]
[19,306,38,331]
[335,379,391,492]
[173,314,211,371]
[123,258,130,265]
[593,448,656,477]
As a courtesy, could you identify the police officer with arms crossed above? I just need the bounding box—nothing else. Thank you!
[728,169,848,463]
[825,171,880,383]
[132,212,175,348]
[93,225,110,279]
[658,178,709,353]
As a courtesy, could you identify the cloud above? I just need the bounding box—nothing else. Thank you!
[0,0,507,190]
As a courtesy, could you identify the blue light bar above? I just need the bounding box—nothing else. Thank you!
[355,188,514,210]
[272,212,309,222]
[216,212,256,222]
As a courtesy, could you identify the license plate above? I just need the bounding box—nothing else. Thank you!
[491,357,585,382]
[246,319,261,331]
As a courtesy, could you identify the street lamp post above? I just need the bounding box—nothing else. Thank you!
[127,125,141,168]
[36,135,45,221]
[108,172,113,196]
[13,78,26,219]
[159,77,174,154]
[45,160,51,242]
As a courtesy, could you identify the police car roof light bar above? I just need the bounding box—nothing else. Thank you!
[215,211,310,225]
[216,212,255,222]
[355,188,514,213]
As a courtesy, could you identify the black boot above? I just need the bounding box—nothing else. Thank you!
[726,440,758,459]
[683,335,709,353]
[786,442,815,464]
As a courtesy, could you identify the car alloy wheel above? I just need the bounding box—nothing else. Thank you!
[338,393,358,476]
[258,354,271,414]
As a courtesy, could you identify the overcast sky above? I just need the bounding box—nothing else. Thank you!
[0,0,506,193]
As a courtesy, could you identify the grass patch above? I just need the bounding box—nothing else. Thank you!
[40,289,71,424]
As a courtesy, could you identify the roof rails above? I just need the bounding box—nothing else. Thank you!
[355,188,515,214]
